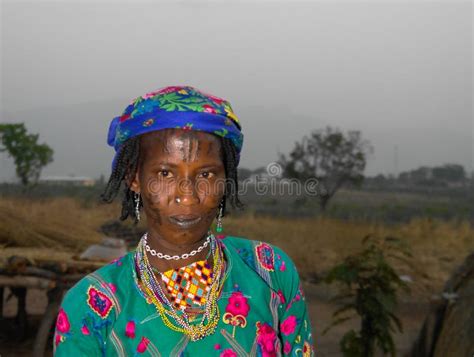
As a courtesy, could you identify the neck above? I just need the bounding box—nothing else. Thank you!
[144,229,211,271]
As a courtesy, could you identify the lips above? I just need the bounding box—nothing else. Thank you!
[168,215,202,229]
[170,214,200,221]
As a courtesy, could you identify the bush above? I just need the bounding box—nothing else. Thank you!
[323,234,412,357]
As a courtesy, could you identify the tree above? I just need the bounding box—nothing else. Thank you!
[0,123,54,186]
[432,164,465,182]
[409,166,432,183]
[278,126,373,211]
[323,234,412,357]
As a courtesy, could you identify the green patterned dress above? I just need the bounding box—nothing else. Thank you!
[53,236,314,356]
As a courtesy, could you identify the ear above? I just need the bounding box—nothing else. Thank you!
[127,169,140,194]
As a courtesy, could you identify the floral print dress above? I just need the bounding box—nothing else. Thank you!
[53,236,314,356]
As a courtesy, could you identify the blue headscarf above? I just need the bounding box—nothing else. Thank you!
[107,86,244,172]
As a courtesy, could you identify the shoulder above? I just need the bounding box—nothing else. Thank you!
[54,254,133,354]
[222,236,300,299]
[222,235,297,271]
[60,251,133,318]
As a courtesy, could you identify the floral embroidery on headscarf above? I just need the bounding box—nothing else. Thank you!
[107,86,244,172]
[178,122,193,131]
[143,118,155,127]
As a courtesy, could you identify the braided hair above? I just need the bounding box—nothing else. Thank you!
[100,134,244,225]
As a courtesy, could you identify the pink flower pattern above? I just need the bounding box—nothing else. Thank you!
[281,315,298,336]
[277,290,286,304]
[256,322,278,357]
[203,104,217,114]
[101,282,117,294]
[55,333,63,346]
[81,324,90,335]
[53,239,312,355]
[125,320,136,338]
[56,308,70,333]
[225,291,250,317]
[137,336,150,353]
[220,349,238,357]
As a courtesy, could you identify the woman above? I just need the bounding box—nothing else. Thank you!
[53,86,314,356]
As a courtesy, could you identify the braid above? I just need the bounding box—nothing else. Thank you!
[100,136,141,224]
[220,137,245,217]
[99,134,244,223]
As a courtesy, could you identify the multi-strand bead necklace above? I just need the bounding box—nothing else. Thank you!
[134,232,226,341]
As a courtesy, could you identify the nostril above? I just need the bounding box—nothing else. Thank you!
[174,194,200,206]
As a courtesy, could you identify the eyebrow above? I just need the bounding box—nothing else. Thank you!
[154,162,178,167]
[154,162,222,169]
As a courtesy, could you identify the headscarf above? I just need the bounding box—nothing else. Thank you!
[107,86,244,172]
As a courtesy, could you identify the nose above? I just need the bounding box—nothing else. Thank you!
[175,178,200,206]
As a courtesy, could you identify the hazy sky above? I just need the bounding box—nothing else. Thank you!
[1,0,472,182]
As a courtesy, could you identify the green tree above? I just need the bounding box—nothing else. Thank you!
[278,126,373,211]
[323,235,412,357]
[432,163,465,182]
[0,123,54,186]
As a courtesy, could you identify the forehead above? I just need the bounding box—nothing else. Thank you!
[139,128,222,160]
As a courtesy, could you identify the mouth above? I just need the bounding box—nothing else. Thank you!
[168,215,202,229]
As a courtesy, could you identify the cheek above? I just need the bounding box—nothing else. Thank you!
[201,195,222,218]
[195,178,225,199]
[143,177,173,206]
[145,193,166,209]
[202,206,218,223]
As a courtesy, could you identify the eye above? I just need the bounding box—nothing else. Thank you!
[199,171,214,179]
[158,169,173,178]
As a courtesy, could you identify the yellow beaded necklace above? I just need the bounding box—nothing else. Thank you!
[135,234,225,341]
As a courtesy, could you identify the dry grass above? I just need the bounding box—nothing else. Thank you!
[225,213,474,298]
[0,197,123,251]
[1,197,472,298]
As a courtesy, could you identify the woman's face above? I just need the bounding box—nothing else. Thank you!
[130,128,226,246]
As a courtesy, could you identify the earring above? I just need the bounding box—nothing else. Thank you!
[216,199,224,233]
[134,192,141,222]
